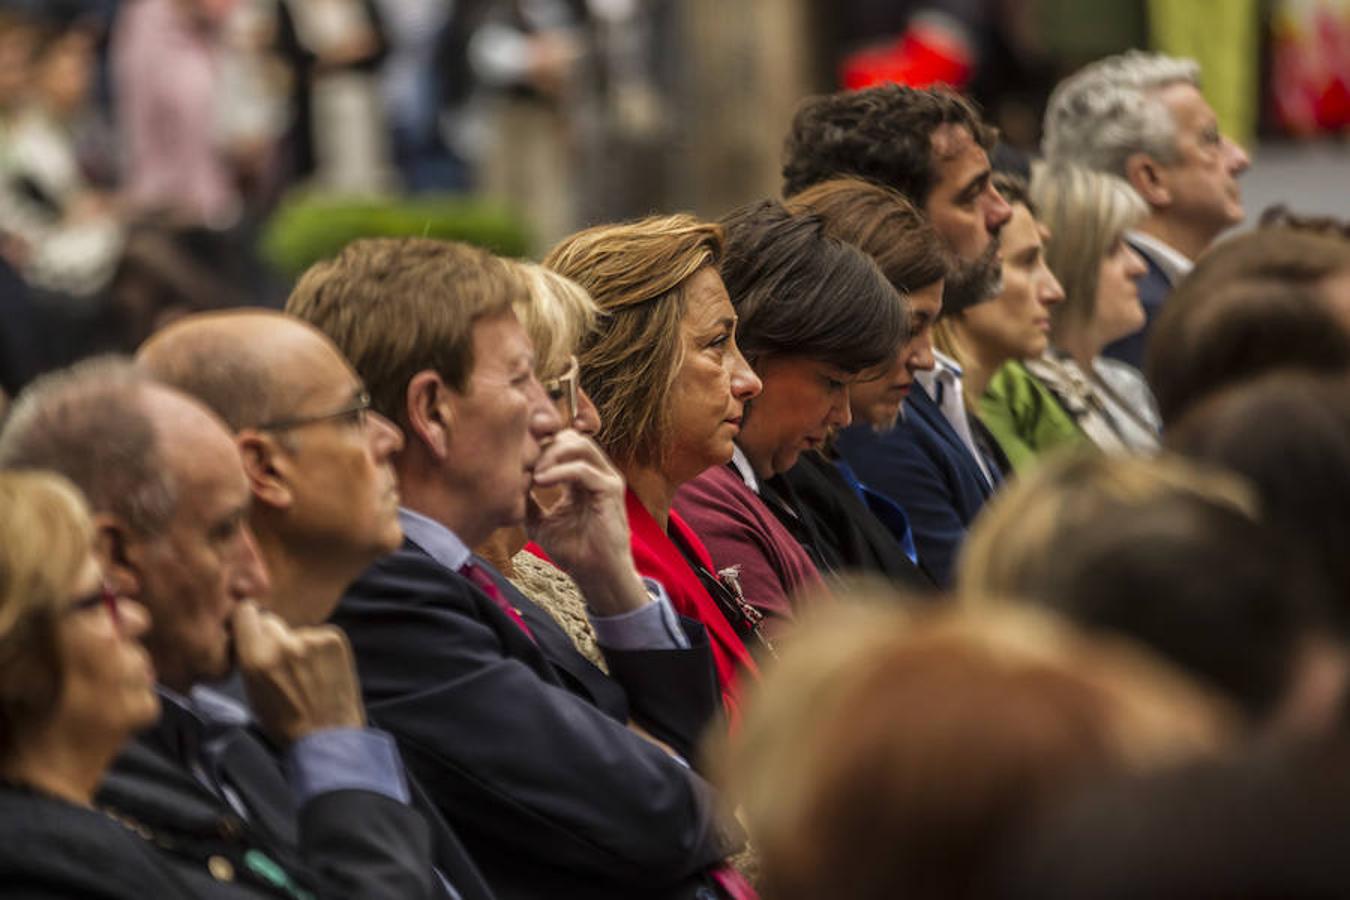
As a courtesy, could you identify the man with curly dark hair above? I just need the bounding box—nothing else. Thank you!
[782,84,1010,314]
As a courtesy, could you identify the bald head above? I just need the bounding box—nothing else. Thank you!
[139,310,355,432]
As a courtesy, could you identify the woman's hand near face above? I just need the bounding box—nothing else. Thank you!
[527,429,651,616]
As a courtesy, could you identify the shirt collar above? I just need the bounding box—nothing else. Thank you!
[916,349,963,398]
[398,506,472,571]
[729,444,761,494]
[1127,230,1194,283]
[932,349,964,378]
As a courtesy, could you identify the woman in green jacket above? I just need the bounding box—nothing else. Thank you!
[932,173,1076,470]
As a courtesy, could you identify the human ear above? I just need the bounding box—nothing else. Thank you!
[1124,152,1171,208]
[406,370,454,461]
[237,430,293,511]
[94,513,144,599]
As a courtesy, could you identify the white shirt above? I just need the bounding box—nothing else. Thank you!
[729,444,761,495]
[914,351,996,488]
[1127,229,1194,285]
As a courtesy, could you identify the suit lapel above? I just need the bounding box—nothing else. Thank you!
[909,386,993,498]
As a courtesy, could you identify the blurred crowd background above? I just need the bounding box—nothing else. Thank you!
[1,0,1347,395]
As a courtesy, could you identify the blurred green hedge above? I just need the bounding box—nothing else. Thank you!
[262,193,532,277]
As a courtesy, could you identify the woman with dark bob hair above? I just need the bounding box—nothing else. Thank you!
[673,200,909,627]
[781,176,948,590]
[0,470,180,895]
[546,214,765,722]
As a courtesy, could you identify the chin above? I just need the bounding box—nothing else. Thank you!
[378,521,404,552]
[133,691,162,728]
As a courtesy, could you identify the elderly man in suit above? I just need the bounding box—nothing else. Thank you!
[781,85,1013,586]
[138,310,498,899]
[285,236,744,900]
[0,358,457,898]
[1043,50,1251,368]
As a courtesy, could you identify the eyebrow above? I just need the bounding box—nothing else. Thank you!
[955,169,991,203]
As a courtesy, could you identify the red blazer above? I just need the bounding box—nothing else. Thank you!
[625,489,759,727]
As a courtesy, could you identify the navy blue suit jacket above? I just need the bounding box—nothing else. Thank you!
[835,385,995,589]
[1104,238,1174,369]
[334,539,737,900]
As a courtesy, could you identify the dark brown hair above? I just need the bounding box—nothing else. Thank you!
[784,177,949,295]
[718,201,907,373]
[782,84,996,203]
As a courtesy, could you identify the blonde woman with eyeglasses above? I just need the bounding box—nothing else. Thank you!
[0,470,188,896]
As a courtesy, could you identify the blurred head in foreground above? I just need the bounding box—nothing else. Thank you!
[718,600,1232,900]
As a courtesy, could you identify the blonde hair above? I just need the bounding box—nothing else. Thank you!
[719,599,1233,900]
[0,470,94,760]
[544,214,724,468]
[509,262,601,380]
[1030,163,1147,340]
[958,451,1255,599]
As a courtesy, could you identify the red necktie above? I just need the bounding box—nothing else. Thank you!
[459,559,537,643]
[711,865,758,899]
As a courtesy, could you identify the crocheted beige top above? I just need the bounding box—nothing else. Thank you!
[507,550,607,673]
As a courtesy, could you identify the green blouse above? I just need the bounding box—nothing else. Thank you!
[979,361,1087,471]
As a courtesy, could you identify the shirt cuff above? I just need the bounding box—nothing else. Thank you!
[284,728,411,807]
[589,578,691,651]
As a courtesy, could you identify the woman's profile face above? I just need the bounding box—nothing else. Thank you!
[961,204,1065,362]
[663,267,762,485]
[1094,236,1149,347]
[50,553,160,744]
[739,355,855,479]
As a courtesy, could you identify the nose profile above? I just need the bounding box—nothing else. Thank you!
[830,391,853,430]
[573,387,602,435]
[117,597,152,639]
[368,410,405,459]
[528,375,565,440]
[985,185,1013,235]
[232,524,272,601]
[1040,269,1067,307]
[1123,244,1148,279]
[907,336,937,374]
[1224,136,1251,176]
[730,344,763,400]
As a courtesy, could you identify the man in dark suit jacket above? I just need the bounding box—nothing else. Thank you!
[0,358,459,899]
[139,310,501,899]
[287,238,743,900]
[781,86,1015,590]
[1042,51,1251,369]
[836,381,998,589]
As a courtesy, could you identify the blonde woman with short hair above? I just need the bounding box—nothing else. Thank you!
[0,470,178,895]
[1005,164,1161,456]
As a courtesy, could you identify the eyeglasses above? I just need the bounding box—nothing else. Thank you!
[66,581,120,626]
[542,356,579,424]
[256,392,372,432]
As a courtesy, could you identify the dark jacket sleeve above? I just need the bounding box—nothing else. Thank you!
[842,421,968,589]
[99,717,449,900]
[602,618,722,763]
[298,790,438,899]
[335,548,739,891]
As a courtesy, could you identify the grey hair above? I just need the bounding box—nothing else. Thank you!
[1043,50,1201,178]
[0,357,177,535]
